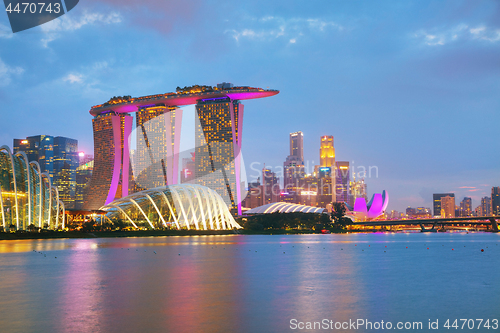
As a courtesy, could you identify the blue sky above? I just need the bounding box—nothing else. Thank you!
[0,0,499,212]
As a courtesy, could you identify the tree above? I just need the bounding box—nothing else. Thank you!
[112,218,126,230]
[331,202,353,229]
[28,224,37,233]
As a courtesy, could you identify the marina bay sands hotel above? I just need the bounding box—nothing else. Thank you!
[83,83,279,215]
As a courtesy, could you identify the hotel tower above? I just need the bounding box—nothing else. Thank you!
[83,84,279,213]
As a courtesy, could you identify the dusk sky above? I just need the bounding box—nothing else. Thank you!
[1,0,499,212]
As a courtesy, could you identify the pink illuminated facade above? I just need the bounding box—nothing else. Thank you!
[350,190,389,220]
[83,84,279,211]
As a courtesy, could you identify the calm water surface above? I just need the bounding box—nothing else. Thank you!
[0,232,499,333]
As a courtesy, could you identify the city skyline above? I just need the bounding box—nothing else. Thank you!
[1,0,499,212]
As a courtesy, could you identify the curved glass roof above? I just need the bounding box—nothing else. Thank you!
[245,202,326,215]
[100,184,241,230]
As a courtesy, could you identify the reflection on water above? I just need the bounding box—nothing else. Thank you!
[0,233,499,332]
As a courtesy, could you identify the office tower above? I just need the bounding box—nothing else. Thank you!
[459,197,472,217]
[180,155,195,183]
[75,159,93,210]
[134,105,182,189]
[262,168,280,205]
[83,112,134,209]
[335,161,349,203]
[349,175,367,208]
[283,131,305,197]
[406,207,416,217]
[415,207,431,218]
[194,98,243,214]
[283,155,305,195]
[480,196,491,216]
[320,135,335,168]
[492,187,500,216]
[290,131,304,164]
[14,135,54,177]
[242,181,262,209]
[53,137,79,209]
[433,193,455,217]
[440,195,455,218]
[14,135,78,209]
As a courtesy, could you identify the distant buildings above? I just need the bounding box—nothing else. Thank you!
[14,135,79,209]
[479,196,491,216]
[433,193,455,217]
[335,161,349,203]
[459,197,472,217]
[283,131,305,194]
[75,160,93,210]
[406,207,432,219]
[440,195,456,218]
[262,168,280,205]
[14,135,54,177]
[349,176,367,208]
[319,135,335,168]
[492,187,500,216]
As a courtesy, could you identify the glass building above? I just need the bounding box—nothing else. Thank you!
[0,145,65,231]
[195,98,243,215]
[100,184,241,230]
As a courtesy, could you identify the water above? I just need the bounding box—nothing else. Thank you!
[0,232,499,333]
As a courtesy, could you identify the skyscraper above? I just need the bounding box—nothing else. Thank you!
[14,135,78,209]
[262,168,280,205]
[290,131,304,164]
[134,105,182,190]
[459,197,472,217]
[480,196,491,216]
[53,137,78,209]
[440,195,455,218]
[75,159,93,210]
[14,135,54,177]
[492,187,500,216]
[83,112,134,209]
[194,98,243,214]
[284,131,305,197]
[335,161,349,203]
[349,176,367,207]
[320,135,335,168]
[433,193,455,217]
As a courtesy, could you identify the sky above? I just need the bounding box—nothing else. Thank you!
[0,0,499,212]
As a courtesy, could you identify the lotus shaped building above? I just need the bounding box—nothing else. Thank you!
[100,184,241,230]
[348,190,389,220]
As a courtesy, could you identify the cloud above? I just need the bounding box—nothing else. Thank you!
[227,16,344,44]
[41,10,122,47]
[0,24,13,39]
[0,58,24,87]
[63,73,84,84]
[414,24,500,46]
